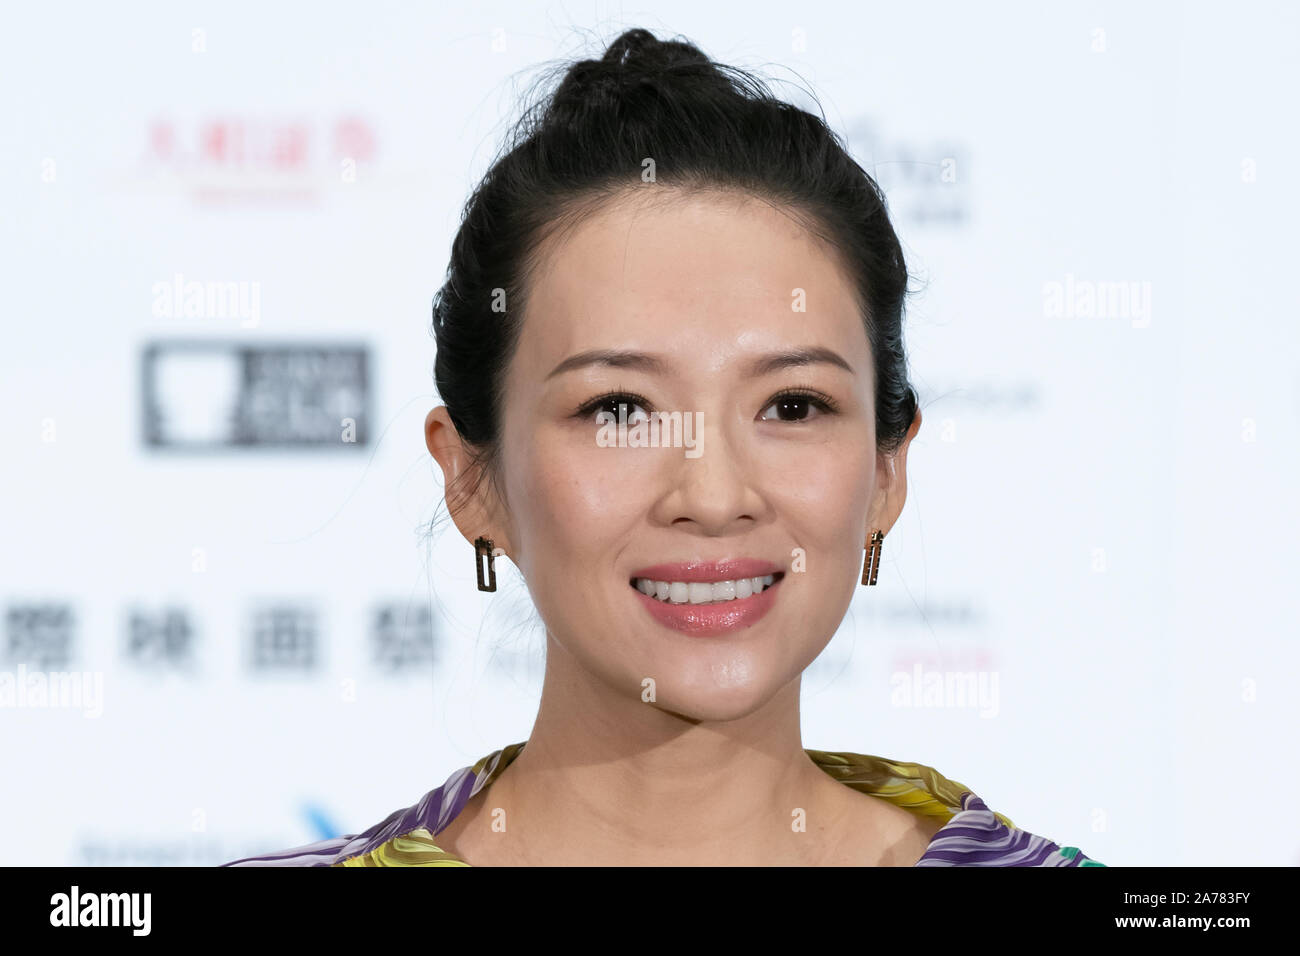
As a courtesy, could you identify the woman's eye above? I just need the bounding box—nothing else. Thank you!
[581,390,835,425]
[585,395,651,424]
[758,392,833,423]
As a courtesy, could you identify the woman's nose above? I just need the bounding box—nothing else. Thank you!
[657,412,761,532]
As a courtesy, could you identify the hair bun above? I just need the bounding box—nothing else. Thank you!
[599,28,708,73]
[549,28,715,110]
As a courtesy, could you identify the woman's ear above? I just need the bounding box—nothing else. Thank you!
[424,405,514,556]
[867,408,922,538]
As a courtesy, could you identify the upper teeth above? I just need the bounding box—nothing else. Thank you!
[633,575,776,604]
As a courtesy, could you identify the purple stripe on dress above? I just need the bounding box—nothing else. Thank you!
[914,791,1094,867]
[328,765,477,863]
[219,762,484,867]
[221,836,353,867]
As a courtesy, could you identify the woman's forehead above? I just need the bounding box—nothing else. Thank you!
[519,192,864,353]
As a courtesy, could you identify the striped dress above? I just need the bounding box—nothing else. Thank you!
[221,742,1105,867]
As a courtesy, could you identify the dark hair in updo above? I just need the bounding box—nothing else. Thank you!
[432,27,918,512]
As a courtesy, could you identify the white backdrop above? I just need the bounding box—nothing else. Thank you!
[2,0,1297,866]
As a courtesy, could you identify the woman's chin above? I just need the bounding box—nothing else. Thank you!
[633,669,786,723]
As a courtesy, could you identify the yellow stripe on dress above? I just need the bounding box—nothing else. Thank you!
[335,828,469,867]
[804,749,1018,830]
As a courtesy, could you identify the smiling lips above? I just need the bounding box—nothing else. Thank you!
[628,559,784,636]
[632,574,779,605]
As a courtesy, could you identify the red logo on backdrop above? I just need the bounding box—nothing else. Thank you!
[140,115,378,203]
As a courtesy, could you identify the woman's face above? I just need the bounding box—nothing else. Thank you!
[479,189,912,721]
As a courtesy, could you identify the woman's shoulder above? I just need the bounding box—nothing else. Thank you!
[220,746,519,867]
[806,746,1107,867]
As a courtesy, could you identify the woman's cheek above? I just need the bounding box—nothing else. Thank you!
[767,443,870,517]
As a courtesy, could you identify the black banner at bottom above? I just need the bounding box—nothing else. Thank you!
[0,865,1284,942]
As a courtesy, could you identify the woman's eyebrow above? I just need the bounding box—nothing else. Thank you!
[546,349,668,380]
[546,346,854,381]
[750,347,854,376]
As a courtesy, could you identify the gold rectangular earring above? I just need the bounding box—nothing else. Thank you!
[475,536,497,592]
[861,530,883,586]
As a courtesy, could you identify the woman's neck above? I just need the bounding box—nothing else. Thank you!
[435,641,930,866]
